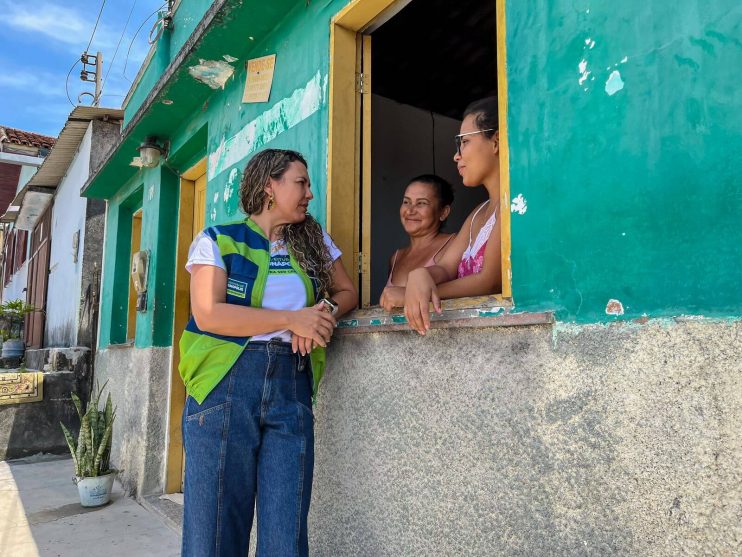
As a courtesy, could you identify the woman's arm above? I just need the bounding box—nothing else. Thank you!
[190,264,335,345]
[403,208,480,333]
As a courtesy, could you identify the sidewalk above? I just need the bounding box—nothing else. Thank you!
[0,454,180,556]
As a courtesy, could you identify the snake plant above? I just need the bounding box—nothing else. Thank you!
[60,381,116,477]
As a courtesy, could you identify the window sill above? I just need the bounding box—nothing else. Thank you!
[336,295,553,335]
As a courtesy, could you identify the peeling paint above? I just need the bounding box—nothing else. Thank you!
[606,299,625,315]
[148,184,155,201]
[620,56,628,63]
[223,168,240,216]
[213,192,219,204]
[578,59,591,86]
[584,38,596,49]
[511,194,528,215]
[188,59,235,90]
[605,70,625,95]
[222,55,238,63]
[210,207,217,222]
[208,71,327,180]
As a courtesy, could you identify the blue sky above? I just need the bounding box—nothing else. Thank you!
[0,0,164,137]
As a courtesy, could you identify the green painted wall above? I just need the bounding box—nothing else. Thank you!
[101,0,741,349]
[124,0,215,123]
[506,1,742,321]
[193,0,340,230]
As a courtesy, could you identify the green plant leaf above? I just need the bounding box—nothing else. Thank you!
[60,423,80,476]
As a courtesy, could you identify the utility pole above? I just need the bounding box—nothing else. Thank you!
[80,51,103,106]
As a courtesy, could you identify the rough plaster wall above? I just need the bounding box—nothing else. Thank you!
[77,120,119,348]
[94,346,172,497]
[2,259,28,304]
[45,123,92,347]
[311,320,741,556]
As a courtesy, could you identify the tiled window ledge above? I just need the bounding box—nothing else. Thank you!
[336,295,553,335]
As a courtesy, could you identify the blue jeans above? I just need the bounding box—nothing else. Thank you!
[182,340,315,557]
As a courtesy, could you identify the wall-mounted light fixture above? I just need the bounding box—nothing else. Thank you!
[136,137,166,168]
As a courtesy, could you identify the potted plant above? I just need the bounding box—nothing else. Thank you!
[0,299,35,358]
[60,382,117,507]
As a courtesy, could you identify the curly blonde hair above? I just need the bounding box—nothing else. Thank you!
[239,149,334,295]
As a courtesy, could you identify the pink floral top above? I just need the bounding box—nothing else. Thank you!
[457,201,498,278]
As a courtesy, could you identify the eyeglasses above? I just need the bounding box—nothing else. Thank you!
[454,129,496,156]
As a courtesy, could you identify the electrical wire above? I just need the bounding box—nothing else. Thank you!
[65,0,107,106]
[85,0,108,54]
[121,4,168,82]
[64,58,81,107]
[100,0,138,96]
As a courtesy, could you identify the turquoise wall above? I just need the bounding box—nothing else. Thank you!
[180,0,342,229]
[507,0,742,321]
[103,0,741,351]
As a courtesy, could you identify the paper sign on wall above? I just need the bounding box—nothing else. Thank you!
[242,54,276,103]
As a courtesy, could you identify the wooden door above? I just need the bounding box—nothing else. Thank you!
[24,204,52,348]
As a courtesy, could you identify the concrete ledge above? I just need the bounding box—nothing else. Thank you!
[337,295,552,335]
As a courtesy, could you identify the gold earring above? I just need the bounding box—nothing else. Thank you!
[267,195,274,211]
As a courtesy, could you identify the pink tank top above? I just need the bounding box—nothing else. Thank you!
[386,235,454,287]
[458,201,498,278]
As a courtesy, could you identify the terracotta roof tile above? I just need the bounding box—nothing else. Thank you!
[0,126,56,150]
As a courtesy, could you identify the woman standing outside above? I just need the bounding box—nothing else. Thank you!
[179,149,357,556]
[379,175,455,311]
[402,97,503,334]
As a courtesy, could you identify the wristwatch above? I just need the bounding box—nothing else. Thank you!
[319,297,339,315]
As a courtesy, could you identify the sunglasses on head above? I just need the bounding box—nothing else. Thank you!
[454,129,496,156]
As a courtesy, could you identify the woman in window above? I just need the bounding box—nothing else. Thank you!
[401,97,503,334]
[379,174,455,312]
[180,149,357,556]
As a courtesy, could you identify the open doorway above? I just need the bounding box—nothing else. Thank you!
[367,0,497,303]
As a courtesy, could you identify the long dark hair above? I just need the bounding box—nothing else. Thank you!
[239,149,334,295]
[463,96,499,138]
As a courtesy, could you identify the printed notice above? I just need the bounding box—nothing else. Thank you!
[242,54,276,103]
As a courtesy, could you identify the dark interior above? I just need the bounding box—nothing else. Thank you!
[367,0,497,304]
[372,0,498,119]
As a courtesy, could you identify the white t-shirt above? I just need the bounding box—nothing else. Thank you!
[186,228,341,341]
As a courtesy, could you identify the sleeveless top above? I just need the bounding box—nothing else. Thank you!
[458,201,498,278]
[386,234,455,287]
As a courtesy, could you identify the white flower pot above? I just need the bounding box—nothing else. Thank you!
[74,472,115,507]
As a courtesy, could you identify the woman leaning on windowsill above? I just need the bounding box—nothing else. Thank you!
[380,96,503,335]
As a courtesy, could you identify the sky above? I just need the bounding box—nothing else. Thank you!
[0,0,165,137]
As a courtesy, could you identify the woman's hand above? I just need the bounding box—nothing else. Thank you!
[288,303,336,351]
[404,268,442,335]
[291,333,316,356]
[380,286,405,313]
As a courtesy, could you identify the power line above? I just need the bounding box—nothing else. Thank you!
[85,0,108,54]
[100,0,138,96]
[121,4,167,82]
[65,58,81,107]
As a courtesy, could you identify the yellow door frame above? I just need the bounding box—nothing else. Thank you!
[165,157,206,493]
[327,0,512,302]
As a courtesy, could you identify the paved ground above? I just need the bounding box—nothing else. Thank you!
[0,454,181,556]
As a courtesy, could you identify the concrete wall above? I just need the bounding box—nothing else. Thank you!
[310,319,741,556]
[45,119,119,349]
[2,258,28,304]
[0,368,89,461]
[93,346,172,497]
[45,124,93,347]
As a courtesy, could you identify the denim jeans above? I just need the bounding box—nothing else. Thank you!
[182,339,315,557]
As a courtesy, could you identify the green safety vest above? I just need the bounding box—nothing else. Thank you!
[178,218,326,404]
